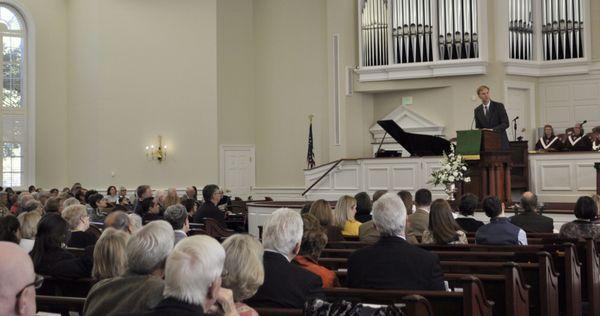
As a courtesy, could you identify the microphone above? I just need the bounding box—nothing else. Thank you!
[512,116,519,122]
[581,120,587,126]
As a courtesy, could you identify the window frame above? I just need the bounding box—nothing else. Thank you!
[0,0,35,190]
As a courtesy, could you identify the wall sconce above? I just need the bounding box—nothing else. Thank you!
[146,135,167,162]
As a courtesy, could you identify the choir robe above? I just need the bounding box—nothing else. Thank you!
[592,140,600,152]
[565,135,592,152]
[535,136,563,152]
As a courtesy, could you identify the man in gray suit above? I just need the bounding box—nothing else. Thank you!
[406,189,432,240]
[164,204,190,245]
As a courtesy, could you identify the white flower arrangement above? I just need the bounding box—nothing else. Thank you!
[429,146,471,186]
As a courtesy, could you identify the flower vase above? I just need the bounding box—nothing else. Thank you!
[444,183,456,201]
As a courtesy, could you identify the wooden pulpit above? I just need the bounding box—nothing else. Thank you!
[456,130,512,204]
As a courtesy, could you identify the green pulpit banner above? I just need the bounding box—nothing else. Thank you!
[456,130,482,160]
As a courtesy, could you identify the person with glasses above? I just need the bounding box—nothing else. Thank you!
[193,184,226,227]
[62,204,97,248]
[0,241,41,316]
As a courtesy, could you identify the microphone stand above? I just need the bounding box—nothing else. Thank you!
[513,117,519,141]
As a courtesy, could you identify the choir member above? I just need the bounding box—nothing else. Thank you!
[565,123,592,152]
[535,125,563,152]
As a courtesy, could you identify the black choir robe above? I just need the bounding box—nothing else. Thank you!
[535,136,563,152]
[565,135,592,151]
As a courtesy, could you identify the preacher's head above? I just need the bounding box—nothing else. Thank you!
[477,85,491,104]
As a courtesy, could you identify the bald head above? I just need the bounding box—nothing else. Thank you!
[0,242,36,316]
[520,191,538,213]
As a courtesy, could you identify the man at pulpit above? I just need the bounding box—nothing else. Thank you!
[473,85,510,150]
[565,123,592,152]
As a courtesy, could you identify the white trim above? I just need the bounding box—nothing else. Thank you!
[250,187,305,201]
[219,144,256,196]
[356,60,488,82]
[332,34,341,146]
[0,0,35,188]
[504,60,595,77]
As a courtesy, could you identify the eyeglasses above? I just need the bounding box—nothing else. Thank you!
[16,274,43,298]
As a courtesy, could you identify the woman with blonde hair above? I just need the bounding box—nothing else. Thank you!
[163,188,180,209]
[309,199,344,242]
[17,211,41,253]
[92,228,130,280]
[221,234,264,316]
[333,195,361,237]
[62,204,97,248]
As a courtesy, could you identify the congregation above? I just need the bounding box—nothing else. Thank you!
[0,183,600,315]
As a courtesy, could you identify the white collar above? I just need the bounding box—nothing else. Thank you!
[394,233,406,240]
[568,135,583,146]
[417,206,430,213]
[265,249,292,262]
[456,214,476,219]
[175,230,187,235]
[539,136,559,150]
[482,101,491,108]
[593,141,600,151]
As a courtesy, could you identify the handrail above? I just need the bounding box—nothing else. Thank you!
[302,159,343,196]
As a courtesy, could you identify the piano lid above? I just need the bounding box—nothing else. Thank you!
[377,120,451,156]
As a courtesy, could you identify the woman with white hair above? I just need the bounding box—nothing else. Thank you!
[222,234,264,316]
[62,204,97,248]
[144,235,238,315]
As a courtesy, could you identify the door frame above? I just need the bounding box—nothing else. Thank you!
[219,144,256,195]
[504,81,536,145]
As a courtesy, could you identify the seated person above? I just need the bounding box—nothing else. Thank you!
[30,213,93,279]
[347,193,444,290]
[0,215,20,244]
[455,193,484,233]
[294,214,339,288]
[140,197,163,223]
[422,199,468,245]
[560,196,600,241]
[407,189,432,239]
[132,236,237,316]
[17,211,41,253]
[104,210,133,233]
[92,228,130,280]
[565,123,592,151]
[360,191,415,244]
[398,191,415,215]
[333,195,361,237]
[84,221,174,316]
[62,204,97,248]
[475,196,527,245]
[164,204,189,245]
[353,192,372,223]
[246,208,323,308]
[193,184,226,227]
[510,192,554,233]
[309,200,344,242]
[535,124,563,152]
[0,242,39,316]
[592,127,600,152]
[222,234,265,316]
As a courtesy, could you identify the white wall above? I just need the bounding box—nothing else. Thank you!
[66,0,218,189]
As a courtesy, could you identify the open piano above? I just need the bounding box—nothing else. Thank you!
[376,119,451,157]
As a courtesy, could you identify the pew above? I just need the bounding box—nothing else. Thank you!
[36,295,85,315]
[256,294,433,316]
[38,275,96,298]
[318,253,559,316]
[323,276,493,316]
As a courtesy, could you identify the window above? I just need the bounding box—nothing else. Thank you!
[0,5,27,188]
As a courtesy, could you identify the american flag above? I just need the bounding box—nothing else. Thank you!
[307,121,315,169]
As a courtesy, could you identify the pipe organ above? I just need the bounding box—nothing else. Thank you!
[541,0,584,60]
[360,0,389,66]
[437,0,478,60]
[509,0,533,60]
[392,0,433,63]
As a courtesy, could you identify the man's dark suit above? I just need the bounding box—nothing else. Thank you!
[474,100,510,150]
[455,217,485,233]
[346,236,445,290]
[510,211,554,233]
[192,201,225,226]
[246,251,324,308]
